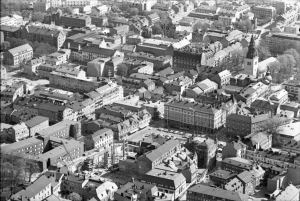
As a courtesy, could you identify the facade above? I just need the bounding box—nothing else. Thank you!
[173,46,202,71]
[60,14,92,28]
[23,56,45,76]
[282,80,300,101]
[4,44,33,66]
[141,169,186,199]
[252,5,276,19]
[24,116,49,137]
[211,70,231,88]
[210,169,236,186]
[222,141,247,159]
[164,100,224,133]
[187,184,249,201]
[20,26,66,49]
[5,122,30,142]
[226,113,269,137]
[91,5,110,17]
[221,157,253,173]
[63,0,98,7]
[84,128,113,151]
[34,0,51,12]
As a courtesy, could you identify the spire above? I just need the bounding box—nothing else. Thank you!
[246,35,258,59]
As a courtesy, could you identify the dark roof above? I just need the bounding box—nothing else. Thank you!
[25,116,49,128]
[236,171,253,184]
[188,184,249,201]
[82,45,116,56]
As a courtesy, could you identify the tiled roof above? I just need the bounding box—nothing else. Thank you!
[8,43,33,56]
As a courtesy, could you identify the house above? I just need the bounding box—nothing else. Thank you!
[4,43,33,66]
[210,169,236,186]
[24,116,49,137]
[211,70,231,88]
[242,132,272,150]
[84,128,113,151]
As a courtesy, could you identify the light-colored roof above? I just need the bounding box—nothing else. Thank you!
[8,43,32,56]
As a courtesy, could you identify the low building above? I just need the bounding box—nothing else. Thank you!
[4,43,33,66]
[243,132,272,150]
[274,183,299,201]
[24,116,49,137]
[187,184,249,201]
[269,89,288,105]
[23,56,45,76]
[211,70,231,88]
[84,128,113,151]
[1,82,25,102]
[0,14,23,26]
[222,141,247,159]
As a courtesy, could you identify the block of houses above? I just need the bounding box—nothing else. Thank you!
[4,122,30,142]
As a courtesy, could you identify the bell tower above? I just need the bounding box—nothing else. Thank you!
[243,35,259,76]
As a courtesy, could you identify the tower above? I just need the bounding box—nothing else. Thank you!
[244,35,259,76]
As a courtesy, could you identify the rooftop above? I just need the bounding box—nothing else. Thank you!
[25,116,49,128]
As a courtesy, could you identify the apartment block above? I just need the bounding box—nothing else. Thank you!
[282,80,300,101]
[60,14,92,28]
[4,122,30,142]
[252,5,276,19]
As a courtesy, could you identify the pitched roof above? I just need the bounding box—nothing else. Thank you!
[8,43,33,56]
[25,116,49,128]
[188,184,249,201]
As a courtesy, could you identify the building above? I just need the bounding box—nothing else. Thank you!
[226,113,270,137]
[164,100,224,133]
[4,122,30,142]
[210,169,236,186]
[243,132,272,150]
[34,0,50,12]
[24,116,49,137]
[0,25,20,40]
[45,49,71,65]
[211,70,231,88]
[190,137,217,170]
[164,76,193,95]
[23,56,45,76]
[60,14,92,28]
[252,5,276,19]
[91,5,110,17]
[115,180,160,201]
[86,57,112,77]
[269,89,288,105]
[20,25,66,49]
[274,184,300,201]
[63,0,98,7]
[272,0,286,15]
[1,81,25,102]
[173,45,202,71]
[84,128,113,151]
[221,157,253,173]
[142,169,186,199]
[187,184,249,201]
[222,141,247,159]
[146,13,160,25]
[0,14,23,26]
[282,80,300,101]
[10,175,52,201]
[4,43,33,66]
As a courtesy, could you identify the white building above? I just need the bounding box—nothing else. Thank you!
[0,14,23,26]
[63,0,98,7]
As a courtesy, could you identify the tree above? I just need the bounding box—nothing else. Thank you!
[61,7,73,15]
[73,92,82,101]
[203,36,210,45]
[193,21,208,32]
[258,118,285,146]
[116,63,128,77]
[212,20,224,30]
[67,192,82,201]
[34,43,57,57]
[257,41,271,62]
[31,12,46,22]
[25,158,41,182]
[152,23,163,35]
[284,48,300,69]
[128,8,139,17]
[245,19,253,32]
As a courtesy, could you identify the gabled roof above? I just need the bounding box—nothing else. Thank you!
[8,43,33,56]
